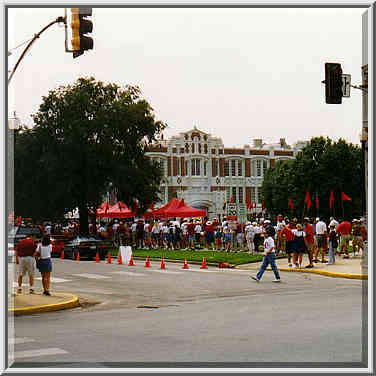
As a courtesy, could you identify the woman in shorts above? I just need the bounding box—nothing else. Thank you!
[34,235,53,296]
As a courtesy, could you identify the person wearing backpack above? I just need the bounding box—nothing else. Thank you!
[328,224,338,265]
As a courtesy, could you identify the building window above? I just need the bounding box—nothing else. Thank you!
[191,143,195,153]
[216,160,219,176]
[238,187,243,203]
[224,160,230,176]
[204,144,208,154]
[185,143,189,153]
[192,158,201,176]
[256,160,262,177]
[198,144,202,153]
[185,160,189,176]
[177,158,180,175]
[155,158,166,175]
[231,160,236,176]
[226,187,231,202]
[237,160,242,176]
[250,187,256,203]
[232,187,237,202]
[263,160,268,175]
[204,161,207,176]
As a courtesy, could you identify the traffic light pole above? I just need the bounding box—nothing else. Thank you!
[8,16,65,86]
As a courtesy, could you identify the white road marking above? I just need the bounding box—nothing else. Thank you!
[35,277,71,283]
[72,273,111,279]
[8,337,35,345]
[112,271,146,276]
[15,348,68,358]
[151,270,182,275]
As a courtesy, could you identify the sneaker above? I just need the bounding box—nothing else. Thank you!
[29,289,34,294]
[251,276,260,282]
[305,264,314,268]
[272,279,281,283]
[17,288,22,294]
[288,263,292,267]
[43,291,51,296]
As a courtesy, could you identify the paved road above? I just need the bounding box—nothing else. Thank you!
[11,258,365,366]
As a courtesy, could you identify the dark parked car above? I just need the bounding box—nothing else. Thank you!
[63,236,113,260]
[8,226,43,246]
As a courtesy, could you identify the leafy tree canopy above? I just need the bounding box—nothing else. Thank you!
[14,77,167,234]
[261,136,363,221]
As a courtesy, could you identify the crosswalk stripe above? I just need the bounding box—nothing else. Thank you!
[72,273,111,279]
[15,348,68,358]
[35,277,71,283]
[112,271,145,276]
[8,337,35,345]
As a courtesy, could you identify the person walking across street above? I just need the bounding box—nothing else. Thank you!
[251,226,281,283]
[15,235,37,294]
[34,235,53,296]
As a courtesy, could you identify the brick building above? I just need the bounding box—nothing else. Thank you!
[146,126,306,219]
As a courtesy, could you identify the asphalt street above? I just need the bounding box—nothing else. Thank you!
[11,258,365,367]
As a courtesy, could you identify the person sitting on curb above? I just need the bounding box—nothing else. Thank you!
[250,226,281,283]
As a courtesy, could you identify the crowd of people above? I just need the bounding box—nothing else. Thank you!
[92,215,367,265]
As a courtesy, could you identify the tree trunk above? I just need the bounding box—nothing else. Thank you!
[78,205,89,236]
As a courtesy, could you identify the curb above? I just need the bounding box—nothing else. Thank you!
[9,293,80,316]
[278,267,367,280]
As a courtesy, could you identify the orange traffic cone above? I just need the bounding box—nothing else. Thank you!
[60,250,64,260]
[118,253,123,265]
[200,257,208,269]
[95,252,100,263]
[182,258,189,269]
[144,256,151,268]
[160,257,166,269]
[106,251,112,264]
[76,251,80,262]
[128,254,135,266]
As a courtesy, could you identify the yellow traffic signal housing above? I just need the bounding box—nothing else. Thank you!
[70,8,93,58]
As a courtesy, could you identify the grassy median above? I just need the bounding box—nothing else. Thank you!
[110,248,287,266]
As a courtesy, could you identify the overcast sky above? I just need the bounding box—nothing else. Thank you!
[7,5,366,147]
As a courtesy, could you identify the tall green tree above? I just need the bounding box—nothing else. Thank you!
[261,137,362,221]
[14,77,167,234]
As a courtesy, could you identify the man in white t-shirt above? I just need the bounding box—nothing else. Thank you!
[315,218,328,263]
[329,217,339,229]
[245,222,255,253]
[251,226,281,282]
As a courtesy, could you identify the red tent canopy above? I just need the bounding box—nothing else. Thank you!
[97,201,135,218]
[164,199,206,218]
[144,198,181,219]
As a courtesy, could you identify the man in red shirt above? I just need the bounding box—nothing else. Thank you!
[280,222,295,267]
[187,219,195,250]
[303,217,315,268]
[15,235,37,294]
[336,220,352,258]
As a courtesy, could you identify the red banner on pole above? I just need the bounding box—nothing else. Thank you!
[304,190,312,211]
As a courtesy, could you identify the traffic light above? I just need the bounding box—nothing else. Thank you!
[325,63,343,104]
[71,8,93,58]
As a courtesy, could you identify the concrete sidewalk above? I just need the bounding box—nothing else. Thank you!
[236,254,368,280]
[8,291,80,316]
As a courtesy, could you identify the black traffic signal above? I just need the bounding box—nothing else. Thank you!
[325,63,343,104]
[71,8,93,58]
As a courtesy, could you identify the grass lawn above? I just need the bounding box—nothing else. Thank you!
[110,247,287,266]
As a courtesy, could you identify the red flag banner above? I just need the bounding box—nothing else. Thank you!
[304,190,312,211]
[253,202,257,209]
[261,201,265,211]
[329,189,334,209]
[315,192,319,209]
[288,199,294,211]
[150,202,155,211]
[341,191,352,201]
[230,197,235,204]
[246,196,251,210]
